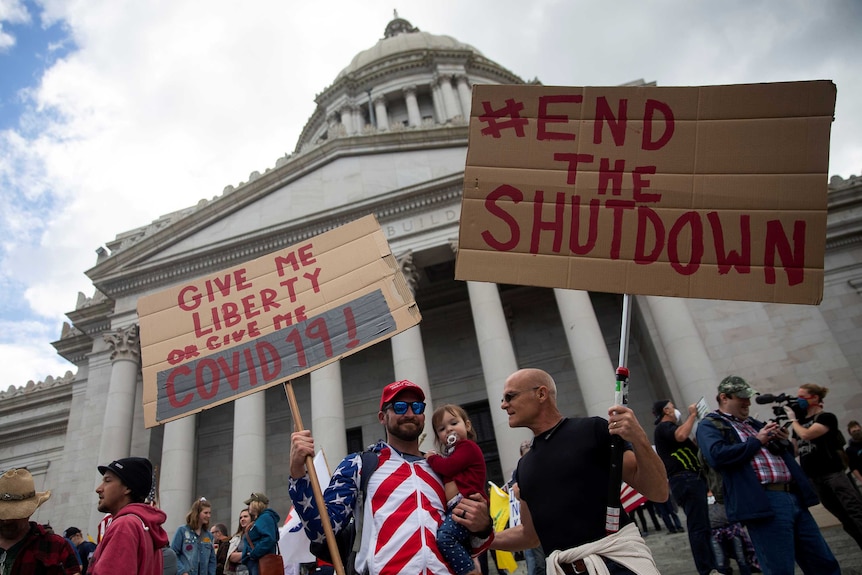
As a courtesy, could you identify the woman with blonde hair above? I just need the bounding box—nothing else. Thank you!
[171,497,217,575]
[240,493,280,575]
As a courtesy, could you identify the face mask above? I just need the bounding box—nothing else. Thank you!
[796,398,810,410]
[674,409,682,424]
[851,430,862,442]
[707,495,716,505]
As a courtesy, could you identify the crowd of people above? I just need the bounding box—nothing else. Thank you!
[3,371,861,575]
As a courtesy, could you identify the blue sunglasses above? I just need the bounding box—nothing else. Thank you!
[384,401,426,415]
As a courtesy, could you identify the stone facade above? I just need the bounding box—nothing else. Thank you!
[2,17,860,539]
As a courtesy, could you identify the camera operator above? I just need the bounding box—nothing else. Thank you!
[696,375,839,574]
[785,383,862,550]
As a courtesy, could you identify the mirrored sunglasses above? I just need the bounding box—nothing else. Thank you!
[386,401,426,415]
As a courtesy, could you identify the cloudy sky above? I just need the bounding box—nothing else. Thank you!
[1,0,860,389]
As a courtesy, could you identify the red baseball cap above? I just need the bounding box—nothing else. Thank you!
[379,380,425,410]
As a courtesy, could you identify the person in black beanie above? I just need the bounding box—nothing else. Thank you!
[89,457,170,575]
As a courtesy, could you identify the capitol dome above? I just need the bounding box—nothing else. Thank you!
[294,15,523,153]
[336,17,484,80]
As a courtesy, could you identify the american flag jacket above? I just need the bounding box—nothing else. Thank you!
[289,441,454,575]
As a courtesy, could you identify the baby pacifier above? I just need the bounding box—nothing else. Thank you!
[446,432,458,447]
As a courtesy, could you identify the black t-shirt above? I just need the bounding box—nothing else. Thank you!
[798,411,844,477]
[515,417,632,553]
[654,421,701,476]
[847,440,862,474]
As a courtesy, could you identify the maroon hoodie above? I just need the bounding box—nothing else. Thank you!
[89,503,169,575]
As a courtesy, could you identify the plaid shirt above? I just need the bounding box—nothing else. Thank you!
[5,522,80,575]
[718,411,792,484]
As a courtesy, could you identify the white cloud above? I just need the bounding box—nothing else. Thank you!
[1,0,860,387]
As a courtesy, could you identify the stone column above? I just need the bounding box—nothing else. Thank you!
[554,289,616,417]
[439,74,461,121]
[340,105,354,136]
[645,296,718,409]
[231,393,267,516]
[98,325,140,462]
[403,85,421,127]
[455,75,472,119]
[311,362,348,464]
[92,324,140,529]
[390,251,434,451]
[466,280,532,478]
[374,95,389,131]
[430,80,445,125]
[159,414,197,540]
[351,104,364,133]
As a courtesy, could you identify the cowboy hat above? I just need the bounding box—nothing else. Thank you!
[0,468,51,520]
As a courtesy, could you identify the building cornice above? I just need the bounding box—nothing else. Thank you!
[86,126,468,284]
[89,173,465,298]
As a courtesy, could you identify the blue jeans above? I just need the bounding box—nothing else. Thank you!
[669,471,716,575]
[524,546,546,575]
[654,499,683,531]
[437,512,474,575]
[744,490,840,575]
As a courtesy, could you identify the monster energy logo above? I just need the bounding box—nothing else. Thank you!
[671,447,701,471]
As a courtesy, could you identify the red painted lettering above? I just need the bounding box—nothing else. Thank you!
[531,190,565,254]
[537,94,581,141]
[764,220,805,286]
[668,212,703,275]
[554,153,594,185]
[568,197,600,255]
[195,359,219,399]
[598,158,625,196]
[166,366,193,408]
[632,166,660,203]
[642,99,674,151]
[594,97,627,146]
[605,200,636,259]
[635,207,665,264]
[482,184,523,251]
[707,213,751,275]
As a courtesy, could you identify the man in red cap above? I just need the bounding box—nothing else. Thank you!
[289,380,491,575]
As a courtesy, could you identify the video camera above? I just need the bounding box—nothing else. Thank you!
[754,392,806,427]
[753,393,803,454]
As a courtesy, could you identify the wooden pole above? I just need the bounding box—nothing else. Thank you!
[284,381,346,575]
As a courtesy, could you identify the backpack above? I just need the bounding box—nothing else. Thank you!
[697,416,727,503]
[309,450,379,574]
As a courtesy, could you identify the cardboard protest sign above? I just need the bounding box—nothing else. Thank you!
[138,214,421,427]
[455,82,836,305]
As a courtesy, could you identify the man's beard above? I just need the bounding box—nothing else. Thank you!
[0,519,29,540]
[387,418,423,442]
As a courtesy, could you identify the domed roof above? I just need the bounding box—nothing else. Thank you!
[336,16,483,79]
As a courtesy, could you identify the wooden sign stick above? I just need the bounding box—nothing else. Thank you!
[284,381,346,575]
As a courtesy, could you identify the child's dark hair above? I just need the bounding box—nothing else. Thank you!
[431,404,477,452]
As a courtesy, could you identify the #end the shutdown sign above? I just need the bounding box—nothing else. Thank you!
[138,214,421,427]
[455,81,836,305]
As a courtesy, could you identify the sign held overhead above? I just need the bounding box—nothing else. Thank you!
[455,81,836,305]
[138,215,421,427]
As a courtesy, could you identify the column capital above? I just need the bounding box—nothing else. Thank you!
[103,324,140,363]
[396,250,419,295]
[373,94,387,106]
[402,85,417,96]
